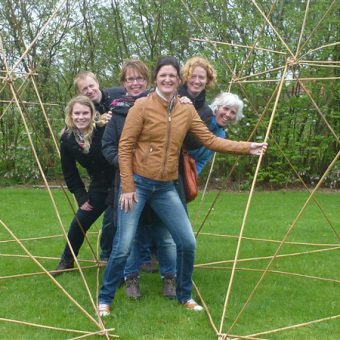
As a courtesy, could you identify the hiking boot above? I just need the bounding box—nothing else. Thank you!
[125,274,141,299]
[51,257,74,277]
[182,298,203,312]
[163,274,176,299]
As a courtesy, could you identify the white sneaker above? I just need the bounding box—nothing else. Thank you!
[98,304,110,317]
[183,298,203,311]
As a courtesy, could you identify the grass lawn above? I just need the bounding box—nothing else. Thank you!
[0,188,339,339]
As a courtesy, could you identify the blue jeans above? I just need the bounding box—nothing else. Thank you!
[99,175,196,305]
[100,206,116,260]
[124,204,176,277]
[62,190,111,260]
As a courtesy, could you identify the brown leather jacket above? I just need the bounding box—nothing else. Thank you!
[119,92,251,193]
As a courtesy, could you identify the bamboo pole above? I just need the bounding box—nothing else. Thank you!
[299,0,337,56]
[247,314,340,337]
[0,219,101,328]
[197,233,339,247]
[301,42,340,59]
[295,0,310,57]
[251,0,294,57]
[237,77,340,83]
[195,246,340,267]
[29,68,60,157]
[11,0,68,72]
[227,151,340,333]
[190,37,286,55]
[218,62,289,335]
[297,79,340,143]
[1,46,108,335]
[194,265,340,284]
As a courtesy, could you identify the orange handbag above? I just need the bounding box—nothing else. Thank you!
[182,150,198,202]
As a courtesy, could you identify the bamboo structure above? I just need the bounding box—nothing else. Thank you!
[1,0,339,339]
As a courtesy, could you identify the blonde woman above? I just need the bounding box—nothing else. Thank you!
[52,96,113,276]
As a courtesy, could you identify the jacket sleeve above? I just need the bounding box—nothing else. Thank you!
[118,102,145,193]
[183,104,213,150]
[102,116,119,167]
[189,109,251,155]
[60,139,89,206]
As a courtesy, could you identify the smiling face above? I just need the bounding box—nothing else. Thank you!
[186,66,207,97]
[124,67,147,96]
[155,65,180,99]
[215,105,238,127]
[71,102,92,132]
[76,76,102,104]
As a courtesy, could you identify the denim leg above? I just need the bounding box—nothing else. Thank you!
[151,213,177,277]
[100,206,116,260]
[99,186,149,305]
[62,191,107,259]
[124,201,176,278]
[124,225,143,277]
[149,186,196,303]
[138,224,153,265]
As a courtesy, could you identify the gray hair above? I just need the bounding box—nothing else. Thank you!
[210,92,244,123]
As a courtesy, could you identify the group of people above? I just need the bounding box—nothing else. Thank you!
[52,56,267,317]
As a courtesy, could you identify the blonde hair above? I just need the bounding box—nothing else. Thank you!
[64,95,104,153]
[73,71,99,92]
[181,56,217,89]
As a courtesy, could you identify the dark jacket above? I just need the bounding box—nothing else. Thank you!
[60,126,114,206]
[178,84,214,150]
[102,91,149,204]
[95,87,126,114]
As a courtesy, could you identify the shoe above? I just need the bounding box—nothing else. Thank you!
[125,274,141,299]
[51,257,74,277]
[163,274,176,299]
[182,299,203,312]
[98,304,110,317]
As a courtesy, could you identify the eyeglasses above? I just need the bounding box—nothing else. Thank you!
[125,77,145,84]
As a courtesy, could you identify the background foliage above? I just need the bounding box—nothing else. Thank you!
[0,0,339,187]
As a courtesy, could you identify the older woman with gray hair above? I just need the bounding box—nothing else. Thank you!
[189,92,245,174]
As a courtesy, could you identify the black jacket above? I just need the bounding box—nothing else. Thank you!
[102,91,149,205]
[178,84,213,150]
[60,126,114,206]
[95,87,126,114]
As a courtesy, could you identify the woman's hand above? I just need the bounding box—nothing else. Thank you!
[179,96,192,105]
[101,111,112,123]
[250,142,268,156]
[120,192,138,212]
[80,200,93,211]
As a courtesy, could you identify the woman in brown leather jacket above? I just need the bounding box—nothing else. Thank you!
[98,56,267,316]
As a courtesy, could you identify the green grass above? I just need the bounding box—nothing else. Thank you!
[0,188,339,339]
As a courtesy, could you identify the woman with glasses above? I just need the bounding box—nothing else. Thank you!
[102,59,177,300]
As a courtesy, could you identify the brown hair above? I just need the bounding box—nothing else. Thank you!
[152,56,181,82]
[181,56,217,88]
[120,60,150,85]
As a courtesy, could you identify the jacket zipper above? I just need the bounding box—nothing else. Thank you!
[161,98,174,178]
